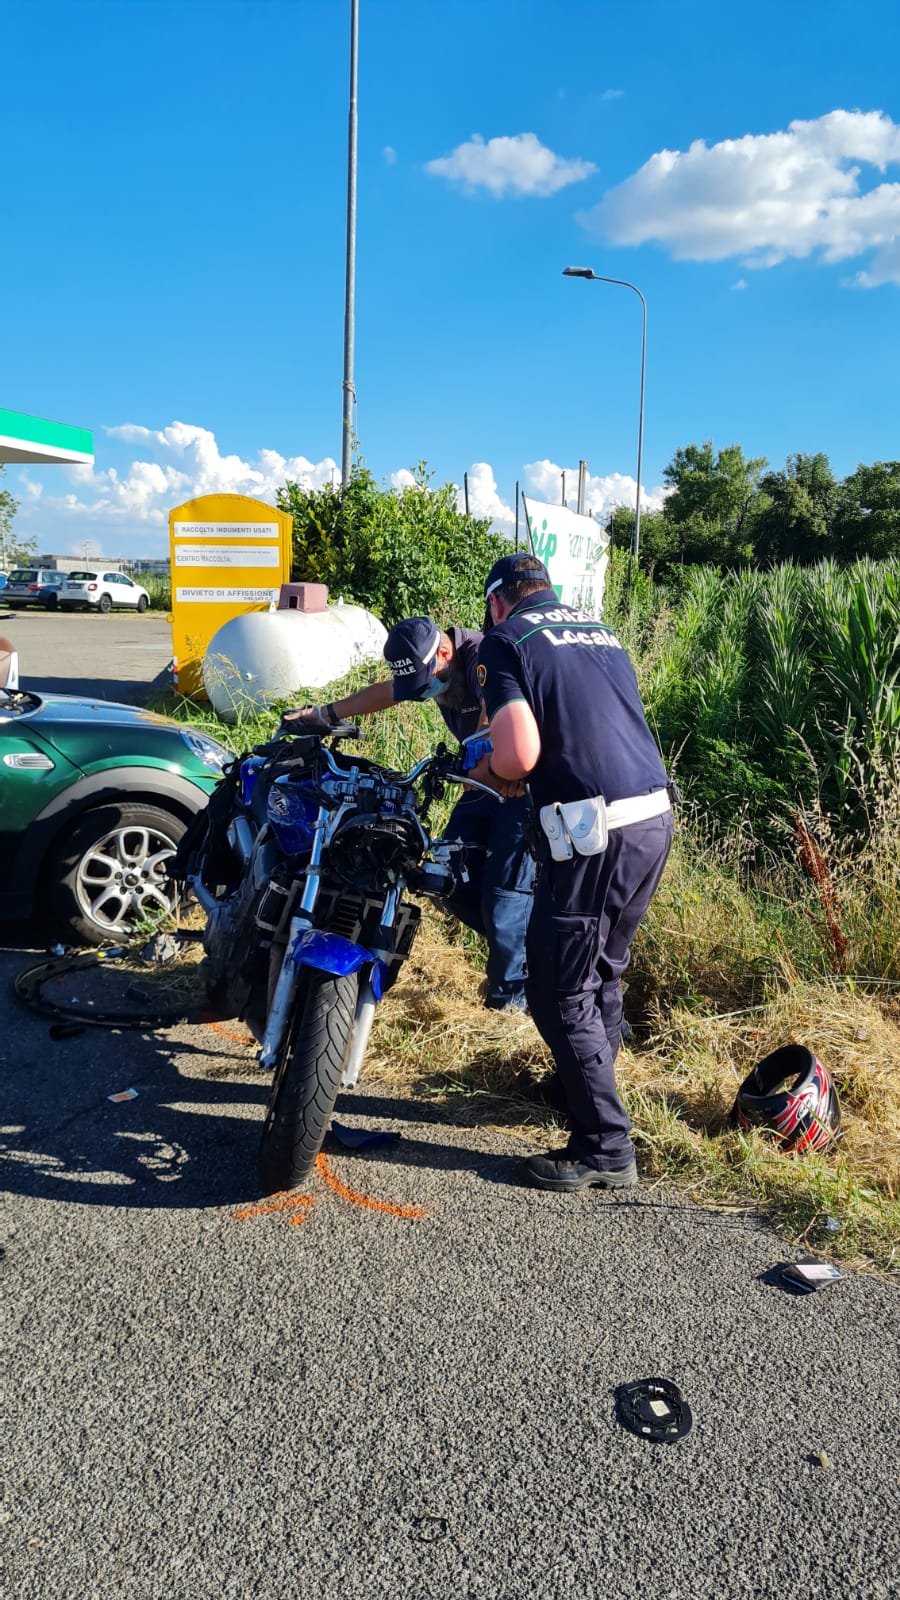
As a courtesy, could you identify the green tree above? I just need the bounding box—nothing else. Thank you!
[832,461,900,562]
[276,462,508,629]
[606,503,679,569]
[753,452,839,565]
[661,440,767,567]
[0,467,24,569]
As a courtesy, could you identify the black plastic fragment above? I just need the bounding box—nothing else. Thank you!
[49,1022,87,1041]
[615,1378,693,1444]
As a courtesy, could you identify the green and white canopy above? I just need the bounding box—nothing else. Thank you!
[0,408,93,466]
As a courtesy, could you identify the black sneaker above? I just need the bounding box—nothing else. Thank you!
[523,1152,638,1192]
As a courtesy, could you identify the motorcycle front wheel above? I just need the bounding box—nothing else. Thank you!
[258,967,358,1194]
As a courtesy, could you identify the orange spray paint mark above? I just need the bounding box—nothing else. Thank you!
[203,1014,256,1047]
[233,1190,315,1221]
[315,1151,427,1220]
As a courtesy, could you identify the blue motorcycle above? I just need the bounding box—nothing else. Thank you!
[182,722,492,1193]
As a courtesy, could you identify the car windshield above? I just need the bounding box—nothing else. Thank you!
[9,570,38,583]
[67,571,97,581]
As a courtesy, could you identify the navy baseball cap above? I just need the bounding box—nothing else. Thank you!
[483,553,551,629]
[383,616,442,701]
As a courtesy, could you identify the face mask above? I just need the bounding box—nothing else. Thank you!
[421,673,449,700]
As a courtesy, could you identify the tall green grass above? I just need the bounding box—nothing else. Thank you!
[608,556,900,842]
[140,573,172,612]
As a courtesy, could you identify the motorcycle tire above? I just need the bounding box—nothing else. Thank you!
[258,967,358,1193]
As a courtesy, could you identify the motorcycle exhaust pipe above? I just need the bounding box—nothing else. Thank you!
[341,980,377,1089]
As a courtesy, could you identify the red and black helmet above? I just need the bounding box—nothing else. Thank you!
[731,1044,840,1155]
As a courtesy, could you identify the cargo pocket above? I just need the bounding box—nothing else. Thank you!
[549,914,601,995]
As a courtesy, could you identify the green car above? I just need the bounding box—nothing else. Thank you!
[0,645,229,944]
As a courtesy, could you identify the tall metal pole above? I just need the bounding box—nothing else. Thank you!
[562,267,646,574]
[341,0,359,487]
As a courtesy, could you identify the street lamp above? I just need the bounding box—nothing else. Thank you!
[562,265,647,573]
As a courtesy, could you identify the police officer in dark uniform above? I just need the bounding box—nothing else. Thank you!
[284,615,535,1011]
[472,554,673,1191]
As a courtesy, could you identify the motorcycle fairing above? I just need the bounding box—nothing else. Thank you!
[290,928,389,1000]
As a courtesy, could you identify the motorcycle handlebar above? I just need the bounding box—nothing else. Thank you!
[255,734,505,803]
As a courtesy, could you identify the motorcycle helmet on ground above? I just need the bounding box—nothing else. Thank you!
[731,1044,840,1154]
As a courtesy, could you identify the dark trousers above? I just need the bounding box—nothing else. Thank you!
[525,812,673,1170]
[441,790,535,1009]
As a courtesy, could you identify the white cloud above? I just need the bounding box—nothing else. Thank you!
[852,235,900,286]
[731,279,748,290]
[390,468,417,491]
[580,109,900,285]
[524,460,666,521]
[425,132,596,197]
[15,421,339,549]
[600,89,624,102]
[458,462,515,530]
[383,145,397,166]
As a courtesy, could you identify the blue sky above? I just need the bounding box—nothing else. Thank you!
[5,0,900,557]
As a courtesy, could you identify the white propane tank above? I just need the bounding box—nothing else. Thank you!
[202,599,388,721]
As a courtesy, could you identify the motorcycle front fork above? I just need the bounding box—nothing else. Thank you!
[257,853,401,1076]
[257,823,327,1071]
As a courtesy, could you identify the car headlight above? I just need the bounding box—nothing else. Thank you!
[180,728,233,773]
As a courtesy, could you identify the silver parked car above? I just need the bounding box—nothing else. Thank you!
[1,569,64,607]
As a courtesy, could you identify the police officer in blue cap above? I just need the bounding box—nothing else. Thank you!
[284,614,534,1011]
[471,552,673,1191]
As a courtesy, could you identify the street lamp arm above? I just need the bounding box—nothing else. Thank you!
[564,265,646,313]
[562,264,647,574]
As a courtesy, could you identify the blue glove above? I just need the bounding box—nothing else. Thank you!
[460,735,492,773]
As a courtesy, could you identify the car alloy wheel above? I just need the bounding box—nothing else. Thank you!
[46,803,186,944]
[76,819,179,929]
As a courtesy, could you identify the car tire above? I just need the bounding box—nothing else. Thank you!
[98,593,113,614]
[44,803,187,945]
[43,591,59,611]
[136,595,149,613]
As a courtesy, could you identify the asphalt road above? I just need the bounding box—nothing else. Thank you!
[0,608,173,704]
[2,617,899,1600]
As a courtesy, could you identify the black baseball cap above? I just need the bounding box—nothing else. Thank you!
[482,553,551,629]
[383,616,442,701]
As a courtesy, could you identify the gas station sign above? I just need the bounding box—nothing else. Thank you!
[168,493,293,697]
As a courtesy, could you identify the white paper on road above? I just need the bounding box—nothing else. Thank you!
[173,546,280,568]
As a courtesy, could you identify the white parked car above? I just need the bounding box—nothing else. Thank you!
[58,569,151,614]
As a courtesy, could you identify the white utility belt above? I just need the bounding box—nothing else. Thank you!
[539,789,670,862]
